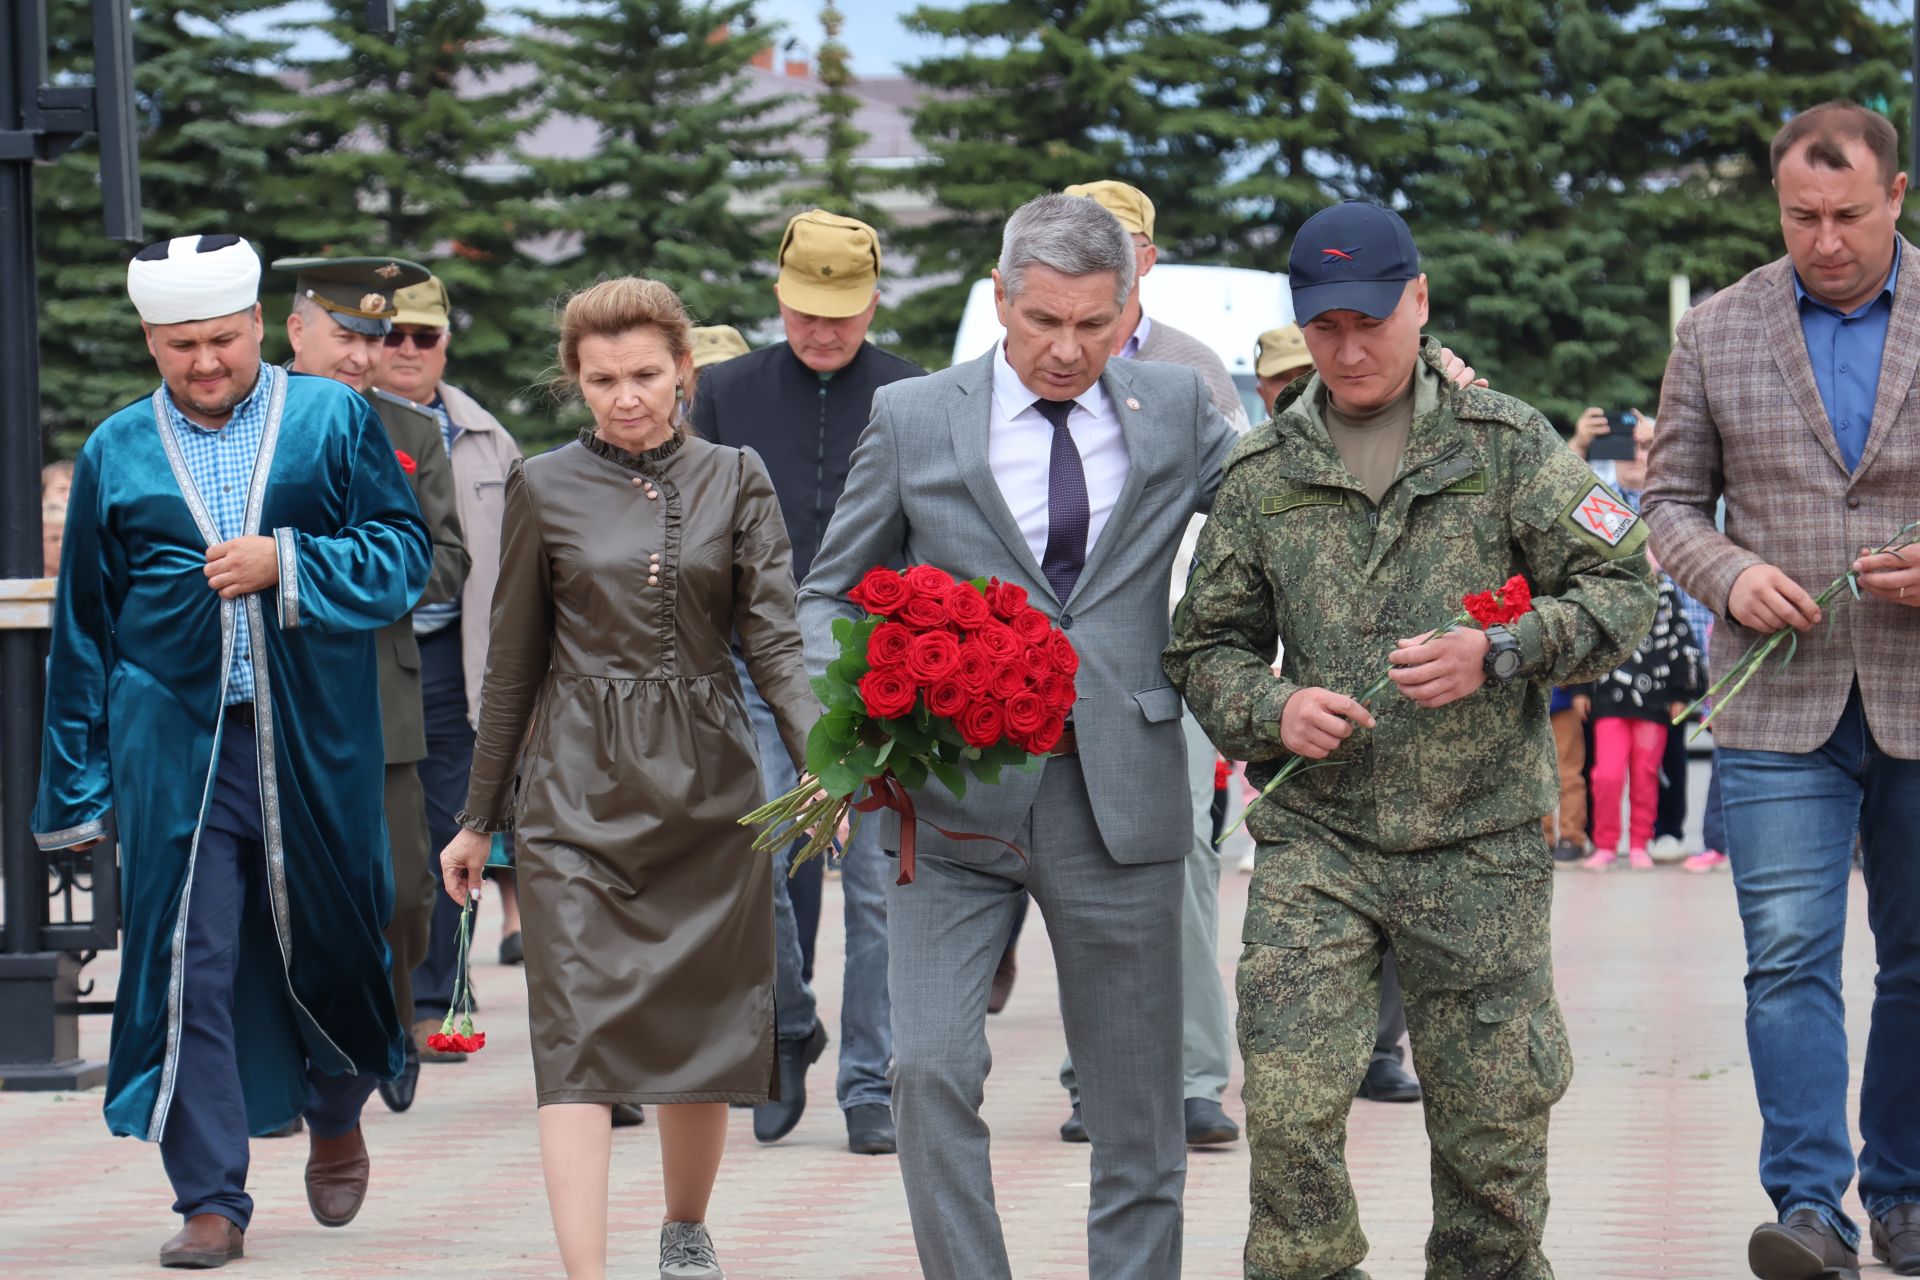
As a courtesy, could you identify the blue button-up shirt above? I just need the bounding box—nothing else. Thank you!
[1794,241,1900,472]
[412,395,463,636]
[161,361,274,705]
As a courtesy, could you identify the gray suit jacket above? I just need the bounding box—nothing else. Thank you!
[797,350,1238,864]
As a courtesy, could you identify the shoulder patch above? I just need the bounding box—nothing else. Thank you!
[1565,484,1640,548]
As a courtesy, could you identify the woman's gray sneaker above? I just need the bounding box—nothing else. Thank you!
[659,1220,724,1280]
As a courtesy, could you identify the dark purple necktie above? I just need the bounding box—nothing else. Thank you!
[1036,398,1089,602]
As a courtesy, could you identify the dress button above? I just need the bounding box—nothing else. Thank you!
[1059,613,1074,630]
[1848,496,1861,509]
[647,575,659,586]
[631,477,644,488]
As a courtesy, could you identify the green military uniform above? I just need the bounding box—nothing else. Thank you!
[273,256,470,1047]
[1166,338,1656,1280]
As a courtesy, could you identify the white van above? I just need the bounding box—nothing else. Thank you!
[949,263,1293,426]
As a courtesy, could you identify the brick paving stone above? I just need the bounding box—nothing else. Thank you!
[0,849,1889,1278]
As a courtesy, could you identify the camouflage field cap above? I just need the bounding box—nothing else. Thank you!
[691,324,751,368]
[776,210,882,319]
[1063,180,1156,241]
[391,275,452,329]
[1256,323,1313,378]
[272,255,432,336]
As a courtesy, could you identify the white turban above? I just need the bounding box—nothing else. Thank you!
[126,234,261,325]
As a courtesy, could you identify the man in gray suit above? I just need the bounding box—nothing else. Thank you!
[798,193,1236,1280]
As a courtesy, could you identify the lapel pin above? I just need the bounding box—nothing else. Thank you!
[1125,396,1141,410]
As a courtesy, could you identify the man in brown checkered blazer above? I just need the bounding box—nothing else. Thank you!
[1644,100,1920,1280]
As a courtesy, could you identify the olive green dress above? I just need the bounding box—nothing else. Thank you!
[459,429,815,1105]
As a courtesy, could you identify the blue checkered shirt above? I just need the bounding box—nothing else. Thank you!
[161,362,274,705]
[412,396,463,637]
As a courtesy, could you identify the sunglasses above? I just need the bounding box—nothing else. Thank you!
[383,329,444,349]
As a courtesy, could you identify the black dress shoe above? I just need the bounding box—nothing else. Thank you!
[1750,1208,1861,1280]
[1184,1097,1240,1146]
[846,1103,896,1155]
[611,1102,646,1128]
[1059,1102,1088,1143]
[988,947,1017,1015]
[1873,1202,1920,1275]
[498,930,524,966]
[377,1035,420,1113]
[1356,1056,1423,1103]
[753,1020,828,1143]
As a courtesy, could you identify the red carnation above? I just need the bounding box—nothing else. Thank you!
[1462,574,1534,628]
[1044,631,1079,677]
[904,563,956,601]
[1010,608,1052,646]
[849,567,911,617]
[988,579,1029,620]
[955,642,992,695]
[959,699,1008,748]
[1214,758,1232,791]
[975,624,1021,664]
[906,632,963,686]
[394,449,417,475]
[1005,691,1047,737]
[1040,672,1077,712]
[868,622,914,669]
[1027,712,1067,755]
[426,1032,456,1053]
[858,668,917,720]
[899,592,952,629]
[988,662,1028,701]
[927,679,970,719]
[946,582,992,630]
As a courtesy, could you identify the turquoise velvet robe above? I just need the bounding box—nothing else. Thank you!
[31,367,431,1141]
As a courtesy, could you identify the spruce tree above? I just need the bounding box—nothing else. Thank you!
[511,0,794,346]
[784,0,890,229]
[892,0,1222,369]
[34,2,295,454]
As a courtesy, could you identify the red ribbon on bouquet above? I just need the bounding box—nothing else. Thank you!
[851,770,1025,886]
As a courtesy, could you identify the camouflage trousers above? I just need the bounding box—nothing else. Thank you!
[1239,812,1572,1280]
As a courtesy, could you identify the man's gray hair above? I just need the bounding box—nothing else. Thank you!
[998,193,1137,309]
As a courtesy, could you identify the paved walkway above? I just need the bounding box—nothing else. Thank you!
[0,824,1890,1278]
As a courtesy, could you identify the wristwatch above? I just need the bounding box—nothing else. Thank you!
[1482,624,1523,683]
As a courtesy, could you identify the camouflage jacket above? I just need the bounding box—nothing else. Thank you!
[1165,339,1657,852]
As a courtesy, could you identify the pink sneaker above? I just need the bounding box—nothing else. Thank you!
[1683,850,1728,874]
[1628,847,1655,870]
[1581,850,1618,872]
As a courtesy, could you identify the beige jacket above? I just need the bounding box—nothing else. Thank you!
[439,381,523,724]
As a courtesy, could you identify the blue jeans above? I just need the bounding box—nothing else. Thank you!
[1719,685,1920,1246]
[734,654,892,1110]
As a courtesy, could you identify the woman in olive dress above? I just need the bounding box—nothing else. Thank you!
[439,277,816,1280]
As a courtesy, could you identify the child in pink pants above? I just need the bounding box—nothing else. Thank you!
[1582,571,1704,870]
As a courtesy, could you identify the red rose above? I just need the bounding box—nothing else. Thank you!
[988,662,1028,701]
[1026,711,1067,755]
[1021,646,1050,684]
[955,642,992,695]
[927,679,969,719]
[868,622,914,669]
[975,623,1020,664]
[1040,672,1077,712]
[1005,691,1047,737]
[946,582,992,630]
[988,579,1029,620]
[1011,607,1052,646]
[906,631,963,685]
[959,698,1008,748]
[899,592,951,629]
[849,567,911,617]
[394,449,417,475]
[1044,630,1079,677]
[858,668,917,720]
[904,563,957,601]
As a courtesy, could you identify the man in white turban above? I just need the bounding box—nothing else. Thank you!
[34,233,432,1269]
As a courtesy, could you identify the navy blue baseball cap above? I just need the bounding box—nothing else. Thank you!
[1287,202,1421,324]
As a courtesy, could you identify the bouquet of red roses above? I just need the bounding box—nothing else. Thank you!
[1221,574,1533,840]
[742,564,1079,884]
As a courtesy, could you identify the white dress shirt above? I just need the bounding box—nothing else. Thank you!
[1117,312,1153,360]
[988,341,1131,575]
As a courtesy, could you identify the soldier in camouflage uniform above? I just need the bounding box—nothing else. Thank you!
[1165,203,1656,1280]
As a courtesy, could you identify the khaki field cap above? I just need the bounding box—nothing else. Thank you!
[1064,180,1155,241]
[392,276,452,328]
[776,209,882,319]
[692,324,751,368]
[1256,323,1312,378]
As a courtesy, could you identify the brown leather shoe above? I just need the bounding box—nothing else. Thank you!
[1749,1208,1860,1279]
[306,1124,370,1227]
[159,1214,244,1269]
[1873,1202,1920,1275]
[987,947,1017,1015]
[413,1017,466,1064]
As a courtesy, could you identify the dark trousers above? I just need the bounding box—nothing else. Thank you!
[413,622,480,1022]
[790,839,824,984]
[159,723,377,1230]
[1656,721,1689,841]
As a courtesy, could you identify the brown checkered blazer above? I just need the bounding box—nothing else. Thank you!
[1644,240,1920,758]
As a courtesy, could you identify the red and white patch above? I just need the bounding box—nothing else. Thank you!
[1570,485,1637,546]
